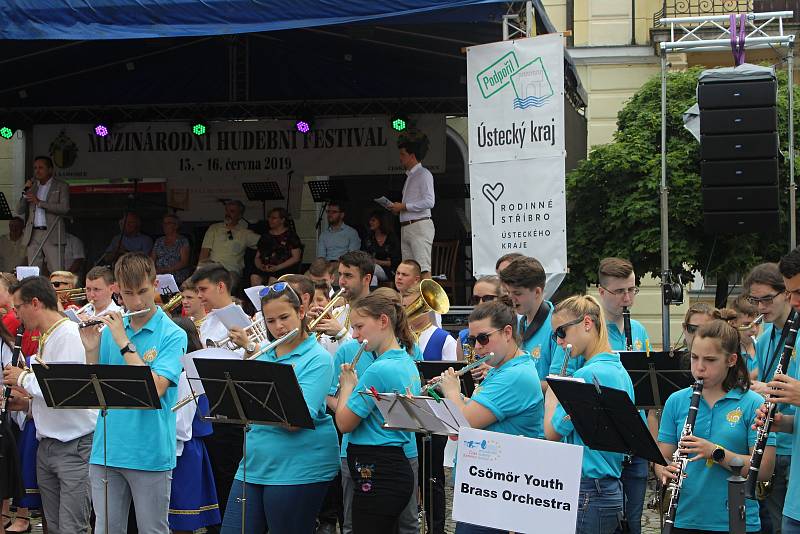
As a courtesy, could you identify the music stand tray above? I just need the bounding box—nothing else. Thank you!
[192,357,315,534]
[545,376,667,466]
[307,180,346,203]
[32,363,160,534]
[618,350,693,409]
[416,361,476,397]
[0,193,13,221]
[242,182,284,222]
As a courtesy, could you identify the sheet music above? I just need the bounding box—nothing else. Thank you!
[213,303,251,330]
[369,392,471,436]
[64,309,81,323]
[156,274,180,295]
[244,285,265,311]
[373,196,392,209]
[183,348,243,396]
[15,266,39,280]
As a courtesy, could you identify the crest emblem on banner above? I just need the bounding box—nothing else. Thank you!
[49,130,78,169]
[476,52,554,109]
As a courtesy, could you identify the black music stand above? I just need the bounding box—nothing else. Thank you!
[308,181,346,232]
[417,361,477,397]
[0,193,13,220]
[545,376,667,466]
[32,363,159,534]
[242,182,284,223]
[619,350,693,409]
[192,357,314,534]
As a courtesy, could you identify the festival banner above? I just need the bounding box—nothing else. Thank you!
[453,427,582,533]
[467,33,567,278]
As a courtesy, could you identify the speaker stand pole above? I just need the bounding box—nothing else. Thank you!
[789,44,796,251]
[659,50,671,349]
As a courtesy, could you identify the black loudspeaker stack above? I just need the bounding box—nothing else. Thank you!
[698,75,779,234]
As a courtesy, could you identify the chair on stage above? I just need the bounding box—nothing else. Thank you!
[430,240,459,302]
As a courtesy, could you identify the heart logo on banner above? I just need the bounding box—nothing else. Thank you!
[481,183,504,204]
[481,183,504,225]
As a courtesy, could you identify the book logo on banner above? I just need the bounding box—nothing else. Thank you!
[481,182,505,225]
[476,52,555,110]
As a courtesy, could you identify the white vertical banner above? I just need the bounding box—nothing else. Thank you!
[467,34,567,278]
[453,427,582,533]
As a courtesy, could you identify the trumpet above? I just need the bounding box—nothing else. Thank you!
[425,352,494,396]
[209,317,270,351]
[56,288,86,303]
[308,288,347,332]
[75,300,95,315]
[161,292,183,314]
[78,308,150,328]
[737,314,764,331]
[559,344,574,376]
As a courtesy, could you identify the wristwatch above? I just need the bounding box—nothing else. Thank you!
[120,342,137,357]
[712,444,726,463]
[245,341,257,353]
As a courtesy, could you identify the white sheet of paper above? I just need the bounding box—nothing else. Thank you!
[156,274,180,295]
[214,303,251,330]
[182,348,244,396]
[64,309,81,323]
[15,266,39,280]
[546,375,586,383]
[370,393,470,436]
[373,196,392,209]
[244,285,265,311]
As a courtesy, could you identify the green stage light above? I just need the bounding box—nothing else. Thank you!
[0,127,13,140]
[192,123,207,136]
[392,118,407,132]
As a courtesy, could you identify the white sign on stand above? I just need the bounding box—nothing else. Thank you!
[453,427,582,533]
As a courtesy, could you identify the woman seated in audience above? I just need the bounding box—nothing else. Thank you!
[151,213,192,286]
[361,210,400,283]
[251,208,302,286]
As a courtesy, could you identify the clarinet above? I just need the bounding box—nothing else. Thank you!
[663,379,704,534]
[2,326,25,414]
[744,309,800,499]
[622,306,633,351]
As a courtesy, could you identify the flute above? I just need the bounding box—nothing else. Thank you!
[425,352,494,396]
[745,309,800,498]
[350,340,369,368]
[78,308,150,328]
[245,328,300,360]
[663,379,704,534]
[559,344,573,376]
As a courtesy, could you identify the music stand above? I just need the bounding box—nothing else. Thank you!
[32,363,159,534]
[0,193,13,220]
[242,182,284,223]
[365,391,469,534]
[192,357,314,534]
[416,361,477,397]
[545,376,667,466]
[618,350,693,409]
[308,181,346,232]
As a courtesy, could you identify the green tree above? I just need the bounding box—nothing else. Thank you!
[563,66,798,301]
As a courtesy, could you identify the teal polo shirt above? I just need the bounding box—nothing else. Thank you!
[783,359,800,522]
[658,386,774,531]
[345,348,421,451]
[551,352,634,479]
[755,322,798,455]
[236,335,339,485]
[518,302,559,381]
[470,353,544,438]
[90,307,186,471]
[331,340,420,459]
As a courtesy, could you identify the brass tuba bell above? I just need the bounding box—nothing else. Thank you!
[404,279,450,326]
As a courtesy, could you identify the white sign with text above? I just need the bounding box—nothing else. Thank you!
[467,34,567,278]
[453,427,582,533]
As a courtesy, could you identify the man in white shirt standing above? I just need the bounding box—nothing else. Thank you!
[3,275,97,534]
[389,133,435,279]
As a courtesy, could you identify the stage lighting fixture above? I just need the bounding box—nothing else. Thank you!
[391,113,409,132]
[192,123,207,136]
[0,127,13,140]
[95,124,109,137]
[296,120,311,134]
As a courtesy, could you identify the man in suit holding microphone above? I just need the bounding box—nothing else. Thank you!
[17,156,70,272]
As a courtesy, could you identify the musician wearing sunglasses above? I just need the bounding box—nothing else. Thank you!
[335,292,421,534]
[455,276,505,362]
[544,295,634,534]
[658,320,775,533]
[219,282,339,533]
[498,257,558,392]
[742,262,800,532]
[436,300,543,534]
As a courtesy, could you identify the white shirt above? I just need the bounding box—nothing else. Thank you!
[400,163,435,222]
[33,179,52,227]
[174,371,197,457]
[417,324,457,361]
[92,299,123,317]
[21,320,98,442]
[63,233,85,268]
[200,304,246,356]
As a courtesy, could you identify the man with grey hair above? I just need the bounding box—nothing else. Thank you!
[198,200,259,291]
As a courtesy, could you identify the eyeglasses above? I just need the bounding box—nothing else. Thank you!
[51,281,70,288]
[259,281,299,301]
[227,230,233,241]
[470,294,498,305]
[746,293,781,305]
[683,323,700,335]
[551,318,583,341]
[600,285,640,297]
[465,327,503,347]
[785,289,800,298]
